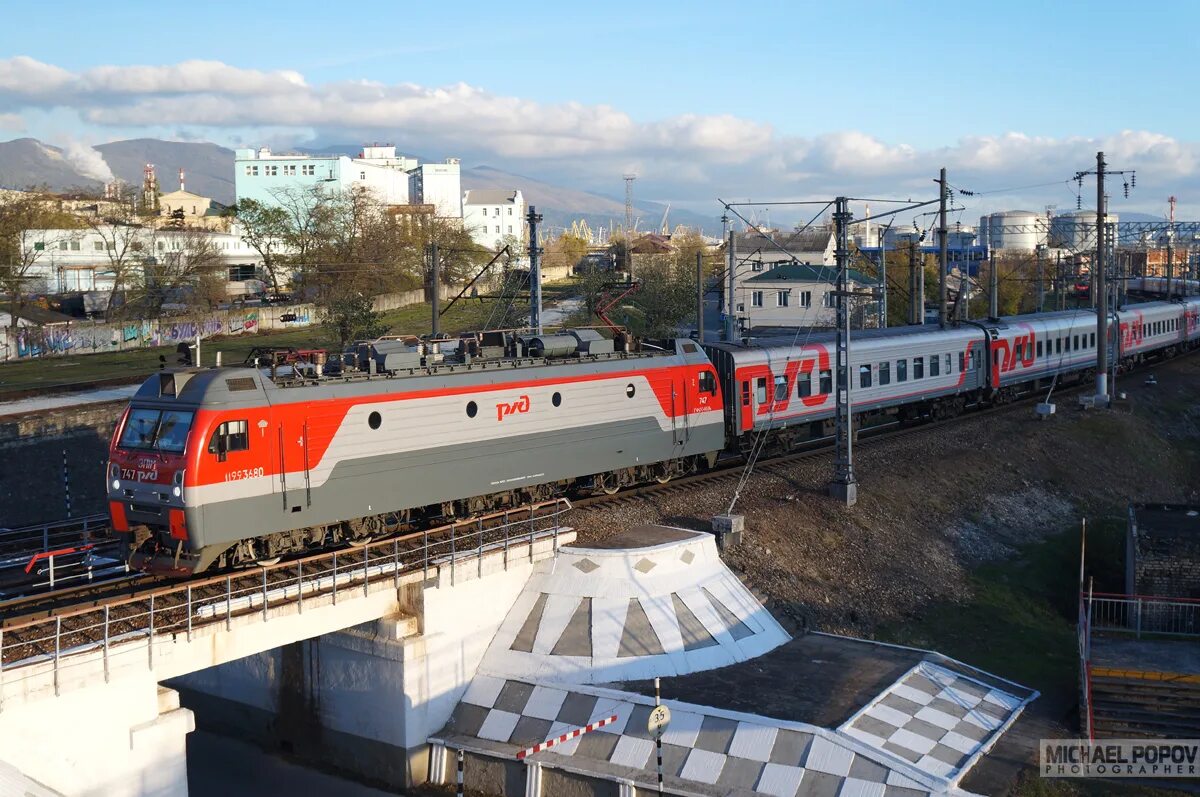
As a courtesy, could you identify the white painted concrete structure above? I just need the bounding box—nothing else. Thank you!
[480,526,788,684]
[0,528,570,795]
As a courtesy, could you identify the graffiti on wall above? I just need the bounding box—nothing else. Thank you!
[9,308,281,360]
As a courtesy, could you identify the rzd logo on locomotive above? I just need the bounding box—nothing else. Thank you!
[496,395,531,421]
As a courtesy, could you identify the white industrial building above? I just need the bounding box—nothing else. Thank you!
[462,189,525,248]
[235,145,418,208]
[737,262,874,329]
[21,225,267,296]
[408,160,463,218]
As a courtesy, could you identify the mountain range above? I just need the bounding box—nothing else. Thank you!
[0,137,717,235]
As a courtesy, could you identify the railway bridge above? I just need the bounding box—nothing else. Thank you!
[0,503,572,797]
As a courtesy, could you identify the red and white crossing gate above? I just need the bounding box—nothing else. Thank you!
[515,714,619,760]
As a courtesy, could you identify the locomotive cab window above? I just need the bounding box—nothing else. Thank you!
[698,370,716,395]
[208,419,249,461]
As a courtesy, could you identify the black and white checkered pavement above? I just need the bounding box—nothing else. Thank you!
[840,662,1028,783]
[442,674,950,796]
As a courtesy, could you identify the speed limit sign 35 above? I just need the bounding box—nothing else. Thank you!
[648,704,671,739]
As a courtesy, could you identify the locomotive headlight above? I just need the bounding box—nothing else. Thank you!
[112,479,120,490]
[173,486,181,497]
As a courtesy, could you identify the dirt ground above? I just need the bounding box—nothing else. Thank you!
[569,354,1200,796]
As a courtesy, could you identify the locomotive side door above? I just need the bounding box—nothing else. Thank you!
[277,413,311,515]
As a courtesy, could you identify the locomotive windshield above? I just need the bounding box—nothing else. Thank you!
[118,408,195,453]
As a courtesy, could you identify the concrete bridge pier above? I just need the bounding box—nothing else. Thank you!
[172,533,554,790]
[0,678,193,797]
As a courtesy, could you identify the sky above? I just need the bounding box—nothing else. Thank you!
[0,0,1197,223]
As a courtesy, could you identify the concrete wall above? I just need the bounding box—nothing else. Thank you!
[0,287,456,362]
[1130,527,1200,599]
[171,547,538,789]
[0,680,192,797]
[0,400,122,526]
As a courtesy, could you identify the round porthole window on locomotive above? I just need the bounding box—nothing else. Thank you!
[368,411,382,429]
[552,392,562,407]
[626,384,636,398]
[467,400,478,418]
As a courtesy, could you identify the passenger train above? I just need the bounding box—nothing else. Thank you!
[106,297,1200,574]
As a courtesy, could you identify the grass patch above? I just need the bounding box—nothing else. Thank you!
[878,519,1126,699]
[0,280,584,397]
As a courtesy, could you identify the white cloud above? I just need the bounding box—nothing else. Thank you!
[1,55,1198,217]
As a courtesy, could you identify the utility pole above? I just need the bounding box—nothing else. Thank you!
[623,174,637,278]
[828,197,857,507]
[725,229,737,341]
[1096,154,1108,404]
[1057,252,1064,310]
[1036,245,1045,312]
[527,206,543,333]
[937,167,948,327]
[696,251,705,343]
[430,242,440,338]
[1075,151,1134,406]
[878,227,888,328]
[989,256,999,319]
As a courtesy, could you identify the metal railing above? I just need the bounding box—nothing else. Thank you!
[0,499,571,701]
[0,514,110,561]
[1086,591,1200,639]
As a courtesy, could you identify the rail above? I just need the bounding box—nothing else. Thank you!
[0,499,572,692]
[1086,591,1200,639]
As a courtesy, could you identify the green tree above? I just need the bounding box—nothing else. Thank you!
[236,198,292,294]
[320,291,387,348]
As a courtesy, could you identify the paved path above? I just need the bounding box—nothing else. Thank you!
[0,384,138,417]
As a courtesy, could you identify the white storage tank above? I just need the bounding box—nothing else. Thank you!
[980,211,1047,251]
[883,224,921,248]
[1050,210,1118,252]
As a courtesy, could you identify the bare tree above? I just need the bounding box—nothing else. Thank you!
[0,189,81,327]
[145,229,226,313]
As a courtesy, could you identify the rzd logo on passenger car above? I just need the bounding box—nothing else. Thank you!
[496,395,531,421]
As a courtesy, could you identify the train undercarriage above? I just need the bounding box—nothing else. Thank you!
[127,452,718,573]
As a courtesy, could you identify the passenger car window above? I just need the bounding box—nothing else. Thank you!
[774,375,787,402]
[819,369,833,394]
[859,364,872,388]
[878,361,890,385]
[930,355,940,377]
[797,371,812,398]
[756,378,767,404]
[913,357,924,379]
[897,359,907,382]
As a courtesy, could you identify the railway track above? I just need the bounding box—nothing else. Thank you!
[0,500,571,673]
[0,344,1181,629]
